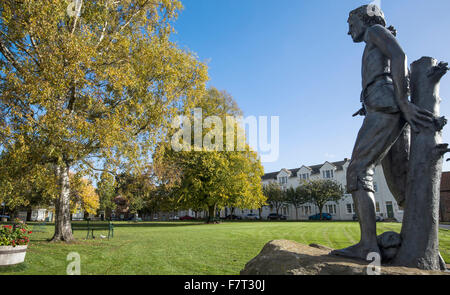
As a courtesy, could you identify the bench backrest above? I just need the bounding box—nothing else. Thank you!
[71,221,113,228]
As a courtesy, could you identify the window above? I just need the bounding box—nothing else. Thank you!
[322,170,334,179]
[301,173,309,180]
[346,204,352,214]
[327,204,337,214]
[279,176,288,184]
[376,202,380,213]
[346,203,355,214]
[303,206,312,215]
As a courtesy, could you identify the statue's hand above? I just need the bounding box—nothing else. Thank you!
[402,103,434,133]
[352,107,366,117]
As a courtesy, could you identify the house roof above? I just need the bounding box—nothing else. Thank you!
[262,159,349,181]
[441,172,450,192]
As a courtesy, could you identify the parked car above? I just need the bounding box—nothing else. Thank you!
[308,213,332,220]
[267,213,287,220]
[127,215,142,221]
[245,213,260,220]
[224,214,242,220]
[353,214,384,222]
[169,216,180,221]
[179,215,195,220]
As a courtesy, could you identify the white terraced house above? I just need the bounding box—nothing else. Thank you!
[235,158,404,222]
[173,159,404,222]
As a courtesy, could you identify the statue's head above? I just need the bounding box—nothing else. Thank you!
[348,5,386,43]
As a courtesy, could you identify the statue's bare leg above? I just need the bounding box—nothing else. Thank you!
[331,107,405,260]
[332,188,380,260]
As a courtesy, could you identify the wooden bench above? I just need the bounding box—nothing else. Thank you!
[71,220,114,240]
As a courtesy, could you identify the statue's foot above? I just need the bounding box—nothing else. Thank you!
[330,242,380,261]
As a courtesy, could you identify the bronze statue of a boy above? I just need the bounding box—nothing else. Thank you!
[331,5,433,260]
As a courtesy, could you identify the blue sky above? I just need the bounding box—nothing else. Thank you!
[171,0,450,174]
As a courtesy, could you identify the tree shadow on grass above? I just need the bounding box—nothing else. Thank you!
[112,222,206,228]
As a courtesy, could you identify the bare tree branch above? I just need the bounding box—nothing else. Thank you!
[0,39,22,73]
[82,159,118,176]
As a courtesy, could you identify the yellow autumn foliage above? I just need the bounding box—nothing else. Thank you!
[0,0,208,239]
[70,177,100,215]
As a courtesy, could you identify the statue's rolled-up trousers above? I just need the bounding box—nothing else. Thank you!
[347,76,409,208]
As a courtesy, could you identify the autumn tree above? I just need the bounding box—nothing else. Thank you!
[0,147,99,218]
[285,186,309,220]
[70,176,100,217]
[262,182,285,215]
[301,179,344,220]
[154,88,266,223]
[96,171,117,219]
[116,169,156,217]
[0,1,207,241]
[0,146,58,210]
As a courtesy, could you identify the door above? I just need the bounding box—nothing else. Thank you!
[386,202,394,219]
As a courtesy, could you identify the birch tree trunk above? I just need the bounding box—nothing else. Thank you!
[393,57,448,270]
[51,163,74,242]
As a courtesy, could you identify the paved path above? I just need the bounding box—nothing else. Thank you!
[440,224,450,230]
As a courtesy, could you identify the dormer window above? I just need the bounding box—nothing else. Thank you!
[300,173,309,180]
[279,176,288,184]
[322,170,334,179]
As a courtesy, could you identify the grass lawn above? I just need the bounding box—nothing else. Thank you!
[1,221,449,275]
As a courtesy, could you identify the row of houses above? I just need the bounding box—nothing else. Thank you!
[108,159,405,221]
[191,159,403,221]
[4,158,450,222]
[257,159,404,221]
[179,159,450,222]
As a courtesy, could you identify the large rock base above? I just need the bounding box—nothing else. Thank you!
[240,240,448,275]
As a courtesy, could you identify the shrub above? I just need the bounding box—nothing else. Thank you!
[0,219,32,247]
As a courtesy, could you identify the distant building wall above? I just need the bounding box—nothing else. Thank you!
[257,159,404,222]
[440,172,450,222]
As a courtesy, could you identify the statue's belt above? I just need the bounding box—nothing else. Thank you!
[353,74,393,117]
[361,74,393,102]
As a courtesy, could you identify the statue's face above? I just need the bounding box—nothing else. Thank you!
[347,15,367,43]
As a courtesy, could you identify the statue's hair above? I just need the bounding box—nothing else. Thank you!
[349,5,397,36]
[349,5,386,27]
